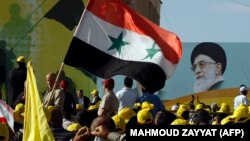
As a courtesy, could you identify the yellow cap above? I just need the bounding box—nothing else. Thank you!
[231,104,248,122]
[17,56,25,62]
[76,104,83,111]
[137,109,152,125]
[47,106,55,113]
[171,119,189,125]
[217,102,230,114]
[118,107,136,123]
[204,108,211,114]
[91,89,99,96]
[220,116,234,125]
[179,104,188,110]
[134,103,141,109]
[67,123,82,132]
[176,107,186,119]
[0,123,9,141]
[88,104,98,111]
[195,104,204,112]
[141,101,154,111]
[112,115,126,133]
[14,103,25,113]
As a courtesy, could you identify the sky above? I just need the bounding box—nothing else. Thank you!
[160,0,250,43]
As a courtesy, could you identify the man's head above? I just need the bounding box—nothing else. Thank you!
[16,56,26,68]
[240,84,248,95]
[103,78,115,91]
[210,103,219,112]
[49,108,63,127]
[90,116,115,132]
[91,89,99,97]
[191,42,226,92]
[46,72,56,90]
[124,77,133,88]
[77,89,84,98]
[60,79,68,91]
[77,109,97,127]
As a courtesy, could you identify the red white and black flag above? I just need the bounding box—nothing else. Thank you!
[64,0,182,93]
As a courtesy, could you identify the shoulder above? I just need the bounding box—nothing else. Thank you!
[84,96,90,99]
[54,89,64,96]
[209,81,224,90]
[56,89,64,93]
[116,90,123,96]
[117,88,125,93]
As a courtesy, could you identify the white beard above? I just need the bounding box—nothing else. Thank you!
[193,72,217,93]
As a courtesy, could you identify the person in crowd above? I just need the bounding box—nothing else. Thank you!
[90,89,101,105]
[210,102,219,113]
[13,80,27,108]
[117,107,137,124]
[112,114,126,134]
[190,42,227,92]
[196,109,211,125]
[0,40,7,94]
[170,103,179,113]
[0,117,9,141]
[209,102,220,120]
[154,111,176,126]
[116,77,138,111]
[187,95,195,112]
[90,115,116,141]
[117,107,138,130]
[212,112,228,125]
[136,84,165,118]
[43,72,65,111]
[76,109,97,128]
[72,126,91,141]
[49,108,75,141]
[136,109,153,126]
[234,84,249,110]
[6,56,27,108]
[76,89,90,109]
[62,112,75,131]
[73,116,123,141]
[91,125,126,141]
[97,78,119,117]
[60,79,76,119]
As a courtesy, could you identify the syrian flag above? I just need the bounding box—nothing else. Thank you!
[64,0,182,93]
[45,0,85,31]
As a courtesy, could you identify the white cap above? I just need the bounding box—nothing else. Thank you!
[171,104,179,111]
[240,85,247,92]
[210,103,218,110]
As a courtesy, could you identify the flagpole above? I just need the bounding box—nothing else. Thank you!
[45,1,91,108]
[72,0,90,36]
[45,62,64,108]
[44,1,90,108]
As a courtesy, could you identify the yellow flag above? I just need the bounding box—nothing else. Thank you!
[23,61,55,141]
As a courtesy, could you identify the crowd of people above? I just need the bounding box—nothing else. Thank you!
[0,56,250,141]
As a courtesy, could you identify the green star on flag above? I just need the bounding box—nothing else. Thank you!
[107,31,129,54]
[64,0,182,94]
[143,42,161,60]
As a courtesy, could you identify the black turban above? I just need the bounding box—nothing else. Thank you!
[191,42,227,74]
